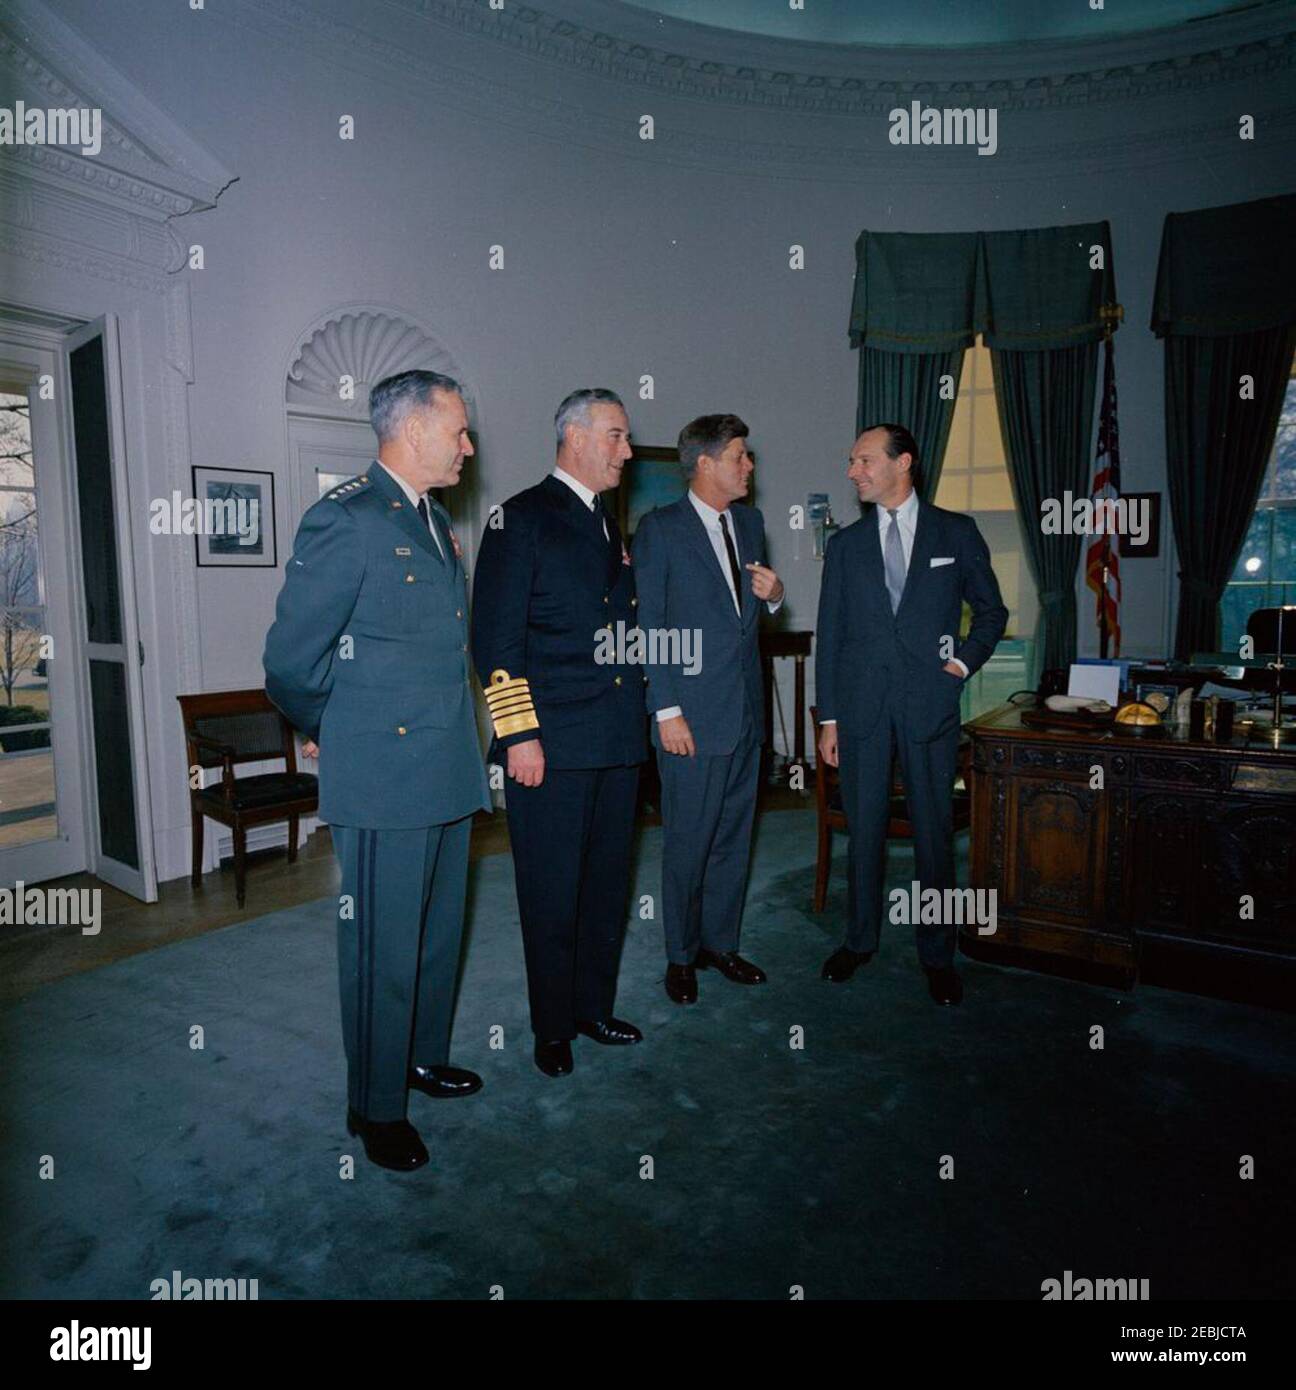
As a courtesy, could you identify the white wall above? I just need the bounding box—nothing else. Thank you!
[12,0,1296,881]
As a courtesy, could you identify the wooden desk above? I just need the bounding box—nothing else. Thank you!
[963,703,1296,987]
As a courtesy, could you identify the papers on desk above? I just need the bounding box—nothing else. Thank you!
[1197,682,1255,702]
[1068,663,1122,707]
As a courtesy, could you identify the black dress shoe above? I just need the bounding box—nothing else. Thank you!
[575,1017,643,1045]
[925,965,964,1006]
[345,1107,429,1172]
[665,963,697,1004]
[534,1038,573,1076]
[408,1063,482,1099]
[821,946,874,982]
[695,948,767,984]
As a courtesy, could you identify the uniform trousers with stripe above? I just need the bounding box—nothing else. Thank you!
[332,816,472,1122]
[504,764,639,1040]
[657,702,760,966]
[837,688,961,970]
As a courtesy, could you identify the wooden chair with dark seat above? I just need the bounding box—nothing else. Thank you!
[810,703,973,912]
[177,689,319,907]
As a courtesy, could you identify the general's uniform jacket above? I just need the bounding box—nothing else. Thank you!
[263,461,490,828]
[471,474,648,769]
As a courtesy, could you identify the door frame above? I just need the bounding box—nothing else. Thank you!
[63,314,158,901]
[0,321,91,885]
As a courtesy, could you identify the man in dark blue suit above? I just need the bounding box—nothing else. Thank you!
[633,414,784,1004]
[264,370,490,1172]
[471,389,647,1077]
[815,423,1006,1005]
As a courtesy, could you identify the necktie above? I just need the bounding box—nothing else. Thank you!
[593,493,622,580]
[417,496,446,563]
[718,511,743,613]
[884,507,907,614]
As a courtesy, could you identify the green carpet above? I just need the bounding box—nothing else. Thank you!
[2,809,1290,1299]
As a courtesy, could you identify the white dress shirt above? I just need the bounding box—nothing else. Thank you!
[820,489,965,728]
[656,489,783,724]
[377,460,445,559]
[552,466,608,539]
[878,485,920,569]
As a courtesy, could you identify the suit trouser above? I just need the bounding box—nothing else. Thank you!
[504,763,639,1040]
[838,691,960,969]
[332,817,472,1122]
[657,708,760,965]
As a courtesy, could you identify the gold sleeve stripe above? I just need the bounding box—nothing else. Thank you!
[486,694,537,717]
[486,669,539,737]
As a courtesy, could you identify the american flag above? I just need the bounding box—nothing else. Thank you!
[1085,332,1121,657]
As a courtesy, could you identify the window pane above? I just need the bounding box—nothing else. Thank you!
[1260,378,1296,502]
[0,490,40,608]
[70,336,124,645]
[1271,507,1296,582]
[1230,509,1271,584]
[0,390,34,488]
[0,602,55,847]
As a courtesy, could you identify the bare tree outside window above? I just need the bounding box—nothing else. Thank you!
[0,393,41,710]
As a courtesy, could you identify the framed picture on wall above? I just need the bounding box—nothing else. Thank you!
[191,465,277,567]
[1118,491,1161,558]
[615,445,686,540]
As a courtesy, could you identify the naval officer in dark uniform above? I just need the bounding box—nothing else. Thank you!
[264,370,490,1171]
[471,388,647,1077]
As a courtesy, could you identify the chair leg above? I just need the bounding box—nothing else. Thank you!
[233,825,247,908]
[190,812,204,888]
[287,814,299,865]
[813,824,831,913]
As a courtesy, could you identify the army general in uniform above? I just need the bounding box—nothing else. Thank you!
[264,369,489,1172]
[471,388,647,1078]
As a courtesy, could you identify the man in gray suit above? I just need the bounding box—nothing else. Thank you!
[815,423,1006,1005]
[264,370,490,1172]
[634,414,784,1004]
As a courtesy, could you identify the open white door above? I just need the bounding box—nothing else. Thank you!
[63,316,157,901]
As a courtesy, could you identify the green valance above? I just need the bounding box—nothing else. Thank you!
[848,231,982,353]
[849,221,1116,354]
[1151,193,1296,338]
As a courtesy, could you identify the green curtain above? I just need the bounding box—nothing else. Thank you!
[856,346,965,501]
[1152,194,1296,658]
[1164,325,1296,657]
[849,231,983,354]
[849,221,1116,669]
[1152,195,1296,338]
[991,343,1100,683]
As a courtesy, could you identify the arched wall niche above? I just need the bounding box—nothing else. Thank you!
[281,302,483,554]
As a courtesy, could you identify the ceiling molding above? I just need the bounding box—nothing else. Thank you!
[390,0,1296,113]
[227,0,1296,184]
[0,0,237,224]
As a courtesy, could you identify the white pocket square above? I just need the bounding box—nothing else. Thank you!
[930,556,955,568]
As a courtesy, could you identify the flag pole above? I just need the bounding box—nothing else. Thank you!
[1096,303,1123,662]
